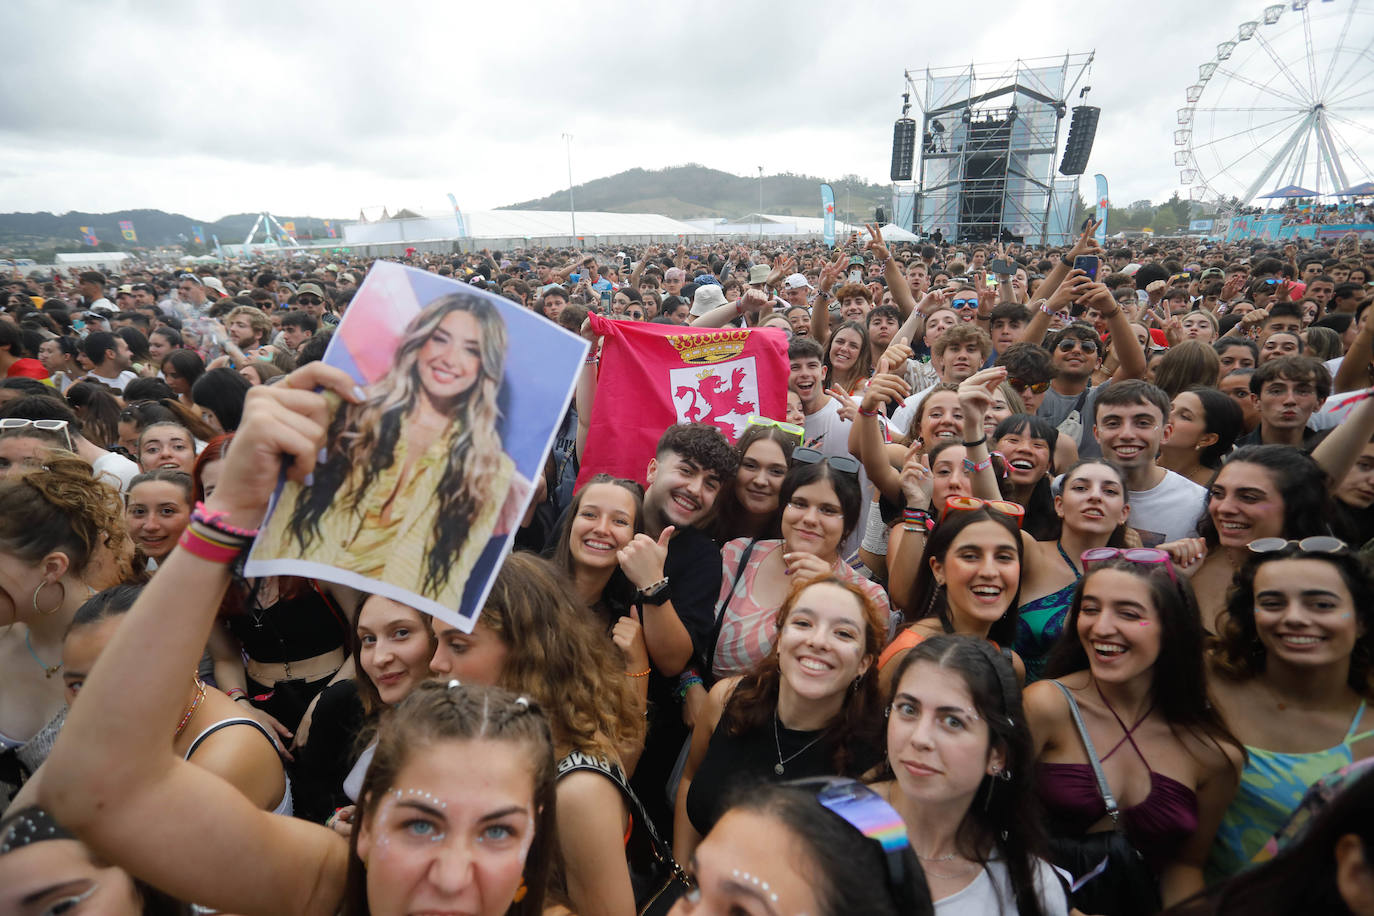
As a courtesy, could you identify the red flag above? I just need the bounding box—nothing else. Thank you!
[578,315,790,487]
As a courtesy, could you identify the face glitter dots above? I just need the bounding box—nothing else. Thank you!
[731,868,780,904]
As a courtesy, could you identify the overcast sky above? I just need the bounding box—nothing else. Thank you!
[3,0,1369,220]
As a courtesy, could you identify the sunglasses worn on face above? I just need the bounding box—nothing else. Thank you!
[792,446,860,477]
[1082,546,1178,584]
[1008,377,1050,394]
[746,414,804,443]
[941,495,1025,527]
[951,298,978,310]
[297,295,322,305]
[1057,338,1098,354]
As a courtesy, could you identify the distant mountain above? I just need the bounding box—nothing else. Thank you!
[0,209,347,256]
[500,164,889,221]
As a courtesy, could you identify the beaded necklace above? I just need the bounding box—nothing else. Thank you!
[176,679,208,738]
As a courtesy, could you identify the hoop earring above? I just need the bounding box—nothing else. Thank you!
[513,876,528,903]
[32,581,65,616]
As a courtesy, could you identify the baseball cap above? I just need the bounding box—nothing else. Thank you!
[783,273,812,290]
[296,282,327,300]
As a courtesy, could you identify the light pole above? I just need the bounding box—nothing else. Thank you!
[562,133,578,248]
[757,166,764,240]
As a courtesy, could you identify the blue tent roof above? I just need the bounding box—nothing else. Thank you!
[1334,181,1374,197]
[1257,185,1321,199]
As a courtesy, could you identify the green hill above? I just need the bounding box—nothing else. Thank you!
[500,164,889,221]
[0,210,346,258]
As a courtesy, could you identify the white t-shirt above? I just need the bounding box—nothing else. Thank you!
[1129,469,1207,547]
[91,450,140,494]
[82,369,138,393]
[935,856,1068,916]
[803,398,877,560]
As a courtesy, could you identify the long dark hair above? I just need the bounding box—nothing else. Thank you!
[1166,766,1374,916]
[163,348,205,388]
[341,682,555,916]
[992,413,1058,540]
[1054,458,1131,548]
[780,458,863,547]
[549,473,643,619]
[65,380,122,447]
[710,424,798,542]
[1183,385,1244,470]
[721,782,932,916]
[287,294,507,596]
[1210,547,1374,696]
[910,508,1023,646]
[721,575,886,777]
[1198,446,1336,547]
[885,635,1048,916]
[191,368,252,431]
[1045,559,1244,761]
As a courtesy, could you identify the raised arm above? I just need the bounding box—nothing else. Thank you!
[40,364,359,916]
[1085,281,1146,381]
[1311,390,1374,491]
[866,224,915,319]
[1334,315,1373,394]
[1019,269,1087,346]
[957,367,1008,499]
[810,250,845,344]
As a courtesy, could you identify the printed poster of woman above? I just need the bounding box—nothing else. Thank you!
[246,261,587,630]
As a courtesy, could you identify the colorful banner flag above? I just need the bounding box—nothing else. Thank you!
[118,220,137,243]
[191,225,205,245]
[282,221,296,236]
[1093,174,1109,243]
[577,315,789,488]
[212,234,225,259]
[821,184,836,247]
[323,219,336,239]
[446,193,468,239]
[79,226,98,246]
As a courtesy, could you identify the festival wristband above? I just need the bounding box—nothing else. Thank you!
[177,527,244,564]
[192,502,260,541]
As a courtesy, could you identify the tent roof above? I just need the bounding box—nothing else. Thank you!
[406,209,711,238]
[863,223,920,242]
[1258,185,1320,199]
[1334,181,1374,196]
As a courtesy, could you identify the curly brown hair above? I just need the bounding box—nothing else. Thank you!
[721,574,886,776]
[480,552,646,764]
[0,451,133,587]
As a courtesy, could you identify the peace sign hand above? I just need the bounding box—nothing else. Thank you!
[865,223,890,262]
[826,386,860,422]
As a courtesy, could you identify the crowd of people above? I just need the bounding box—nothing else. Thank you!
[1,219,1374,916]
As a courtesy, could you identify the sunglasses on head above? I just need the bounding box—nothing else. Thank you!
[941,495,1025,527]
[790,778,911,895]
[1007,377,1050,394]
[746,414,804,443]
[1247,536,1348,556]
[951,298,978,310]
[1056,338,1098,354]
[792,447,860,477]
[1081,546,1177,585]
[0,418,73,452]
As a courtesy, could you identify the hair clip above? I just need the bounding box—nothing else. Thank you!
[447,679,461,690]
[514,696,530,710]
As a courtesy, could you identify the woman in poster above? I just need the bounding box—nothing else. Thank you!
[255,292,528,610]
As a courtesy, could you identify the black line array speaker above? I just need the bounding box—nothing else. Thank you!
[875,205,887,223]
[1059,105,1100,176]
[891,118,917,182]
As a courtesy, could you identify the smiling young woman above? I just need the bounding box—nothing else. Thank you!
[1024,557,1244,912]
[1205,541,1374,882]
[674,576,887,864]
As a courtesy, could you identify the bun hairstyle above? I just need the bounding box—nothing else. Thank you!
[342,682,556,916]
[0,451,133,585]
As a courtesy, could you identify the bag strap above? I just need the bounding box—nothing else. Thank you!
[557,752,686,877]
[1071,387,1089,415]
[703,538,758,679]
[1050,680,1120,826]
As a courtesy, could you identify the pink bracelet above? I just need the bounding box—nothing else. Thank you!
[177,527,244,564]
[192,502,260,540]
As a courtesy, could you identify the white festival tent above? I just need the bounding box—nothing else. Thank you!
[343,209,713,253]
[861,223,921,243]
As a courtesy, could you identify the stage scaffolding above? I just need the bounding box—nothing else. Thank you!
[901,54,1092,246]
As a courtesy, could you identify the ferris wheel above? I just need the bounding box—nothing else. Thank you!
[1175,0,1374,211]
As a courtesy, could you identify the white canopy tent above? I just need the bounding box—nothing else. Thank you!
[862,223,921,243]
[343,209,712,252]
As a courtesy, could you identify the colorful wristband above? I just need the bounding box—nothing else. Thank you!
[191,502,260,541]
[177,527,245,564]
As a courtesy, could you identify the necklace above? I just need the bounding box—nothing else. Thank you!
[25,630,61,678]
[772,712,826,776]
[175,679,207,738]
[920,859,980,880]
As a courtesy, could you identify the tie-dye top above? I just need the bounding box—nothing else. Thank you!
[1207,700,1374,881]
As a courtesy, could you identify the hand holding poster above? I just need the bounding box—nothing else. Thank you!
[245,262,587,632]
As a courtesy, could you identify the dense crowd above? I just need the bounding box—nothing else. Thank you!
[1,219,1373,916]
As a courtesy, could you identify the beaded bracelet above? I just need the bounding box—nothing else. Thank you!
[858,405,878,417]
[902,507,934,533]
[675,671,704,702]
[626,667,652,678]
[192,502,259,541]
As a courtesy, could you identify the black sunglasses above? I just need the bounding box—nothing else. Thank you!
[1056,338,1098,354]
[297,295,322,305]
[792,447,859,476]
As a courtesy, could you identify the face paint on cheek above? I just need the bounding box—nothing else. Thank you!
[1139,621,1151,627]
